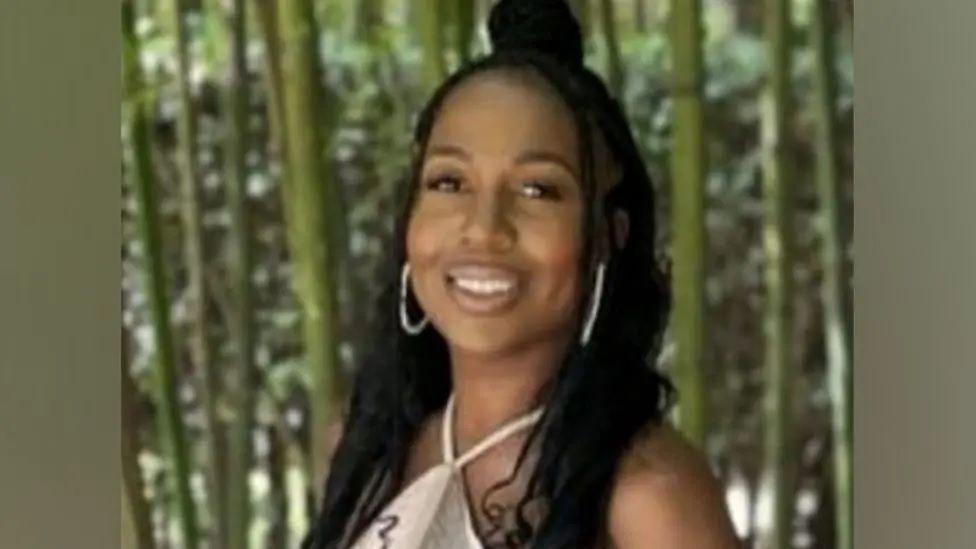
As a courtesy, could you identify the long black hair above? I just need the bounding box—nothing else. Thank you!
[304,1,673,547]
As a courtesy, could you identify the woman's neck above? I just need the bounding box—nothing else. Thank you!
[447,334,571,448]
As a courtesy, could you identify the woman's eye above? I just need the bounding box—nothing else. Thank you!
[521,181,560,200]
[424,176,462,193]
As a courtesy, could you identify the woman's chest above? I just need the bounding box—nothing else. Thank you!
[390,431,540,546]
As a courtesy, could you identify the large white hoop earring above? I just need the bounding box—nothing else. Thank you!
[580,262,606,346]
[399,263,429,335]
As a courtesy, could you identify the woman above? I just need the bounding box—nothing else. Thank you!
[304,1,738,547]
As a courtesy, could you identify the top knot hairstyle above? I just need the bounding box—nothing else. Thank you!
[303,1,674,548]
[488,0,584,70]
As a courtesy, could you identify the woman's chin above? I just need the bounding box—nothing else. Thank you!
[438,324,526,357]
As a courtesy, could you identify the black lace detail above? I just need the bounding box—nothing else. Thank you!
[375,514,399,548]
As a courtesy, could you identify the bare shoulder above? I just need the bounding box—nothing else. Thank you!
[606,422,740,549]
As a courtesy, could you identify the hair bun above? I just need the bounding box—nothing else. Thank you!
[488,0,584,70]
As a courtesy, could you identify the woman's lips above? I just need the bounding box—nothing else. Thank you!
[443,263,522,316]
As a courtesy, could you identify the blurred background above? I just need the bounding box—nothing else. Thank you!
[120,0,853,548]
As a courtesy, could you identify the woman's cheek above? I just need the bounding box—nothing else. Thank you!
[519,222,577,298]
[534,217,582,267]
[406,210,455,294]
[406,216,438,267]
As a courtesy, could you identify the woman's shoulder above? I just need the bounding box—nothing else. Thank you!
[614,421,715,487]
[604,421,740,548]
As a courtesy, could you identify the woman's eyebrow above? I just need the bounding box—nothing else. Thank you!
[425,144,578,178]
[426,144,471,161]
[514,150,578,178]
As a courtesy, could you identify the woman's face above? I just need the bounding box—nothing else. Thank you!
[406,71,587,357]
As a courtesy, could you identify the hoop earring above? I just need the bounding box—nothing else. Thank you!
[399,263,429,335]
[580,262,606,346]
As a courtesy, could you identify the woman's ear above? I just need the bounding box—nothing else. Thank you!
[611,209,630,250]
[592,127,628,252]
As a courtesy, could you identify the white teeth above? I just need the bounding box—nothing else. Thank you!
[453,278,514,295]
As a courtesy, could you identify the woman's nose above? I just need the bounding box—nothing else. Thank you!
[460,189,515,252]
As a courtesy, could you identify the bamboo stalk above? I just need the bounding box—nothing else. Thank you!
[167,1,228,545]
[353,0,383,46]
[416,0,447,92]
[220,0,256,546]
[842,0,853,50]
[123,2,200,545]
[122,328,155,549]
[276,0,343,502]
[668,0,708,448]
[455,0,475,65]
[267,422,288,548]
[286,436,312,547]
[123,484,140,549]
[635,0,648,34]
[810,1,852,548]
[757,0,796,546]
[598,0,624,97]
[250,9,300,538]
[252,0,291,194]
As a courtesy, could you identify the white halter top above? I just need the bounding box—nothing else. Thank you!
[348,394,545,549]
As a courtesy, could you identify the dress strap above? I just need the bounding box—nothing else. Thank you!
[441,393,545,470]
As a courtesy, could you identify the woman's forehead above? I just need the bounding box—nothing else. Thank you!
[422,69,623,193]
[425,71,581,166]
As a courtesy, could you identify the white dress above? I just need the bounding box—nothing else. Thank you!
[348,394,545,549]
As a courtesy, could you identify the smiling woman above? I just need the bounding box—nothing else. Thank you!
[302,1,737,548]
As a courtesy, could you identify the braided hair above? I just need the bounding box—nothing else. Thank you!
[304,1,673,547]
